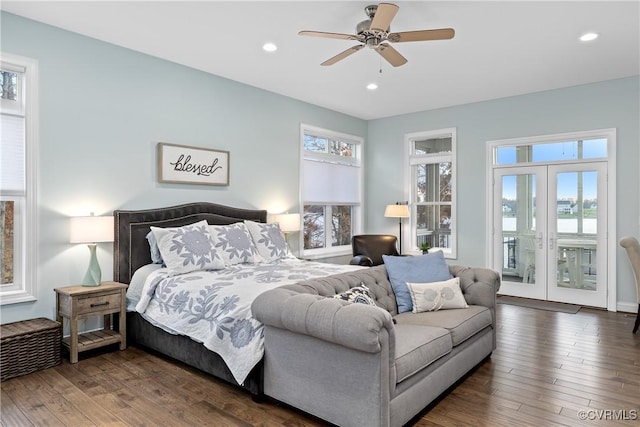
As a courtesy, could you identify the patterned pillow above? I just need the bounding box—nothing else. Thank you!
[209,223,262,265]
[244,220,295,262]
[407,277,468,312]
[151,220,225,276]
[333,284,376,305]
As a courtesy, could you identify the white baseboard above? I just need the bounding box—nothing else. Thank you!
[616,301,638,313]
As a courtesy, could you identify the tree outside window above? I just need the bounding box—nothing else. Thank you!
[301,125,362,258]
[407,129,456,258]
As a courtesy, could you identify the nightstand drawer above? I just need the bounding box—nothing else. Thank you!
[76,292,121,315]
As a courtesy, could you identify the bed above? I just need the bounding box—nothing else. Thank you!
[113,202,360,396]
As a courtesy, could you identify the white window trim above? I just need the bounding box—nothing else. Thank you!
[0,52,38,305]
[485,128,617,312]
[300,124,363,259]
[404,128,457,258]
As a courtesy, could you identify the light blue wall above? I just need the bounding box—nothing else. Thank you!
[1,12,638,323]
[367,77,640,307]
[0,12,367,324]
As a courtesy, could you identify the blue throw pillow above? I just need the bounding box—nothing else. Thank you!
[383,251,452,313]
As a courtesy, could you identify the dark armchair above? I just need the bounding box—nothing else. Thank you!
[350,234,400,267]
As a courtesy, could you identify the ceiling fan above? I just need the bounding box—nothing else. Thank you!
[299,2,455,67]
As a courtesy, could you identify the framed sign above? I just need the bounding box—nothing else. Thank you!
[157,142,229,186]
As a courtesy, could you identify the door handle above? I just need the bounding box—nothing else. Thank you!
[549,232,555,250]
[535,232,544,249]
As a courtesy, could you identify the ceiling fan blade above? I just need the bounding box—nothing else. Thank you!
[375,43,407,67]
[299,30,361,41]
[369,3,399,32]
[388,28,455,43]
[321,45,365,66]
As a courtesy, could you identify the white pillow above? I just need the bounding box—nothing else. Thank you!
[244,220,295,262]
[151,220,225,276]
[407,277,468,313]
[209,223,262,265]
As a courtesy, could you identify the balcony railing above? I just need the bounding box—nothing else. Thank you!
[500,231,597,286]
[416,228,451,250]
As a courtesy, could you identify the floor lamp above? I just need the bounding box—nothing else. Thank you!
[384,203,410,255]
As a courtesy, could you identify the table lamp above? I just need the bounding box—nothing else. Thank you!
[70,214,114,286]
[384,203,410,254]
[274,213,301,256]
[275,213,301,234]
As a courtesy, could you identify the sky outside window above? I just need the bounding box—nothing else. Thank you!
[496,139,607,165]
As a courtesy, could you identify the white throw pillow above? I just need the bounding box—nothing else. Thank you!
[151,220,225,276]
[407,277,468,313]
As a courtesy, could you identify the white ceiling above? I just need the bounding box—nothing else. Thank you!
[3,1,639,120]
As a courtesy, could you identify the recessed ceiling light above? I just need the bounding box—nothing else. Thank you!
[263,42,278,52]
[579,32,598,42]
[367,83,378,90]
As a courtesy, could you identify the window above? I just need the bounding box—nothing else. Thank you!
[406,128,456,258]
[495,138,608,165]
[301,124,362,258]
[1,53,38,305]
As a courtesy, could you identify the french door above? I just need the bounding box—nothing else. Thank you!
[493,162,607,307]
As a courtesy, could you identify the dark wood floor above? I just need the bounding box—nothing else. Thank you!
[2,303,639,427]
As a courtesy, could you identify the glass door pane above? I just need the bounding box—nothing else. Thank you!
[548,163,607,307]
[554,171,597,290]
[493,166,546,300]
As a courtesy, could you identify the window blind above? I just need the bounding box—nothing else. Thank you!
[0,113,25,193]
[302,158,360,204]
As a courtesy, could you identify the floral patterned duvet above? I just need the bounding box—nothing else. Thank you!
[135,258,362,385]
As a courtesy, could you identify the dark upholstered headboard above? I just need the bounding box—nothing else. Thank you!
[113,202,267,284]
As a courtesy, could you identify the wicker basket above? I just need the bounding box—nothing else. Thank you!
[0,317,61,381]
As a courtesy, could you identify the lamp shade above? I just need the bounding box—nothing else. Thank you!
[275,213,301,233]
[70,216,114,243]
[384,204,410,218]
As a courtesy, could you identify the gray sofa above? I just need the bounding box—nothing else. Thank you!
[252,264,500,427]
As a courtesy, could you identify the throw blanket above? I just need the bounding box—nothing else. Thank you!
[135,259,362,384]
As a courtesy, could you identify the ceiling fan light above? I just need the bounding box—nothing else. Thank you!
[367,83,378,90]
[262,42,278,52]
[579,32,598,42]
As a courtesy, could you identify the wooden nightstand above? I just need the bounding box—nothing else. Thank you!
[54,282,127,363]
